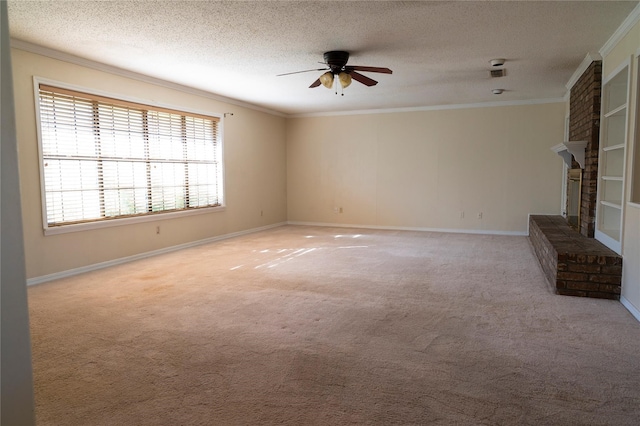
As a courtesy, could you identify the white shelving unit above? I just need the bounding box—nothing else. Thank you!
[596,61,630,254]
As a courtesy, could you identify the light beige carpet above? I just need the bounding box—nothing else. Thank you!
[28,225,640,425]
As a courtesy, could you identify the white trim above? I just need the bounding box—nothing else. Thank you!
[561,115,571,216]
[620,296,640,323]
[33,77,48,232]
[43,206,226,236]
[286,221,527,236]
[290,98,566,118]
[600,2,640,58]
[602,57,632,86]
[12,39,286,118]
[26,222,287,286]
[630,52,640,206]
[565,53,602,91]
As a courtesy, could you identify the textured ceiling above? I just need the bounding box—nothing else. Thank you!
[7,1,639,116]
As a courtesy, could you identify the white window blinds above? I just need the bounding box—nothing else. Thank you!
[38,84,222,228]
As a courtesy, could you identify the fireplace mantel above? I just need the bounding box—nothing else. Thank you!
[551,141,588,169]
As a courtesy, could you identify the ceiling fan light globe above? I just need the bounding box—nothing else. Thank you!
[320,72,334,89]
[339,72,352,88]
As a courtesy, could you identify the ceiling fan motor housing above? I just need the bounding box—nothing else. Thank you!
[324,51,350,73]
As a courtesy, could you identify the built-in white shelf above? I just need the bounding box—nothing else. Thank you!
[596,61,629,255]
[604,104,627,118]
[601,200,623,209]
[603,144,625,152]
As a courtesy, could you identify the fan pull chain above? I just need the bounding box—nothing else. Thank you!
[334,77,345,96]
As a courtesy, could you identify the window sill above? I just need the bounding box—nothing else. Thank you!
[43,205,225,236]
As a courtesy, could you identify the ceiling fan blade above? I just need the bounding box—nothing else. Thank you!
[347,66,393,74]
[350,71,378,87]
[309,78,322,88]
[277,68,327,76]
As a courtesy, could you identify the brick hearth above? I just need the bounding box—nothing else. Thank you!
[528,215,622,299]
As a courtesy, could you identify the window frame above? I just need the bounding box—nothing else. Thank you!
[33,77,225,236]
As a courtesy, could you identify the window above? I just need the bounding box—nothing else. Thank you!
[37,83,223,232]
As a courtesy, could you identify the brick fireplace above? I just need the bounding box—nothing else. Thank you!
[569,60,601,237]
[529,60,623,299]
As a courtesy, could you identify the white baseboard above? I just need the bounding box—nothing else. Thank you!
[286,221,527,236]
[620,296,640,323]
[27,222,287,286]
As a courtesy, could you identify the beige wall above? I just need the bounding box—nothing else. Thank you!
[12,49,287,279]
[287,103,565,234]
[11,48,568,280]
[602,18,640,316]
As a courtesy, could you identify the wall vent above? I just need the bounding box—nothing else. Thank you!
[490,69,506,78]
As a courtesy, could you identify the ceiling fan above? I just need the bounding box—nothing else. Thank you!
[278,51,392,93]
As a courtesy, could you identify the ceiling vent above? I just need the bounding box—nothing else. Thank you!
[490,69,506,78]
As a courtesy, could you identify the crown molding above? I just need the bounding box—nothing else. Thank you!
[289,97,566,118]
[600,2,640,58]
[10,38,287,117]
[565,52,602,91]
